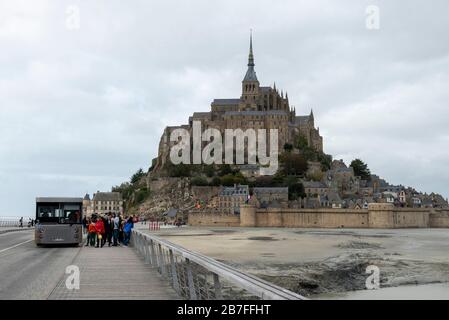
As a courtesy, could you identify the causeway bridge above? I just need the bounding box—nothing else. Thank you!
[0,224,305,300]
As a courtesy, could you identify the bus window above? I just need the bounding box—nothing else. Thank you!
[37,204,81,223]
[55,209,63,218]
[66,210,81,223]
[38,206,58,218]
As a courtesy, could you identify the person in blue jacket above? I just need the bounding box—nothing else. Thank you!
[122,217,134,246]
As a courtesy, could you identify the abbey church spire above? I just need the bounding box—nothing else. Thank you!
[243,30,258,82]
[248,29,254,67]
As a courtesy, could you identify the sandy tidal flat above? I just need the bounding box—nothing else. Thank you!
[141,226,449,298]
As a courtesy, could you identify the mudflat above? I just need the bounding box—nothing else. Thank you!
[142,226,449,297]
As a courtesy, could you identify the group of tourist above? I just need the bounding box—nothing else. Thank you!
[82,213,135,248]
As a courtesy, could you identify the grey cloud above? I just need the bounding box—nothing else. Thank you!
[1,0,448,216]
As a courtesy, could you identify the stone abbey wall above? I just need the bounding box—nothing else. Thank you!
[429,209,449,228]
[188,213,240,227]
[241,205,370,228]
[188,204,449,228]
[242,207,369,228]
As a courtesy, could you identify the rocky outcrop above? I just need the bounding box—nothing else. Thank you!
[137,177,222,220]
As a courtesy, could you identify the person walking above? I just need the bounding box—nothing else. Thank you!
[85,217,90,246]
[122,217,134,246]
[19,217,23,228]
[112,214,119,246]
[95,216,105,248]
[88,219,97,247]
[82,216,88,234]
[118,215,124,244]
[104,214,113,247]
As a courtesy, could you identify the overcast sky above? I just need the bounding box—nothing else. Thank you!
[1,0,448,217]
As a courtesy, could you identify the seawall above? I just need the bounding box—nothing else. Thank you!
[188,204,449,228]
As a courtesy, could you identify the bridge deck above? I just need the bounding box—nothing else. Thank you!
[48,244,178,300]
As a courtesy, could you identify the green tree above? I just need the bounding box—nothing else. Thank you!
[220,174,236,186]
[317,153,332,171]
[219,164,233,176]
[307,171,324,182]
[283,143,293,152]
[130,168,145,184]
[253,176,275,187]
[219,173,247,186]
[210,177,221,186]
[272,173,286,186]
[135,187,150,204]
[233,172,248,185]
[203,164,215,177]
[294,134,309,150]
[280,153,308,176]
[167,163,191,177]
[112,182,133,201]
[350,159,371,181]
[288,182,306,201]
[191,176,209,186]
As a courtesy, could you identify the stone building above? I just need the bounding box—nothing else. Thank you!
[152,34,323,173]
[82,194,94,217]
[252,187,289,208]
[217,184,249,214]
[82,192,124,217]
[303,181,328,197]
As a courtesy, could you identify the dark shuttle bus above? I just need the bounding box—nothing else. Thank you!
[35,197,83,245]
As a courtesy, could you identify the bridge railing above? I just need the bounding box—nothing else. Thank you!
[0,218,21,228]
[131,229,306,300]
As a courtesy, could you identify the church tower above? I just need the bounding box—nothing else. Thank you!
[240,31,260,111]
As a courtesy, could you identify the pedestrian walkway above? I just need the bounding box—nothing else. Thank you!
[48,244,178,300]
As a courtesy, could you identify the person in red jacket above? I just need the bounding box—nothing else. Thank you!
[95,217,105,248]
[87,219,97,247]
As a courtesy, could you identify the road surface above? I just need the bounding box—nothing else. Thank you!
[0,230,80,299]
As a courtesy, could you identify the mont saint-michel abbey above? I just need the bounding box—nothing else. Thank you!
[153,35,323,172]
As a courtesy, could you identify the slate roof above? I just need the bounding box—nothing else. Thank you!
[192,112,211,118]
[326,190,343,203]
[225,110,288,116]
[253,187,288,194]
[93,192,122,201]
[296,116,310,125]
[219,185,249,196]
[212,99,241,105]
[243,66,258,82]
[303,181,328,188]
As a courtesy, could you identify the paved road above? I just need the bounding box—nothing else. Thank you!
[0,227,33,235]
[0,230,177,300]
[0,230,80,299]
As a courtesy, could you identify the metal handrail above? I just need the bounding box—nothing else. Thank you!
[131,229,306,300]
[0,218,25,228]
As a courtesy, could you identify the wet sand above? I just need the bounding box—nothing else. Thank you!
[312,283,449,300]
[140,226,449,298]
